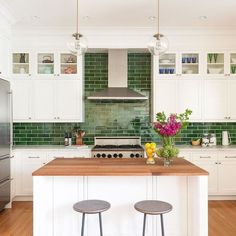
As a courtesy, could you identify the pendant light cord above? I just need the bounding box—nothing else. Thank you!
[157,0,160,35]
[76,0,79,34]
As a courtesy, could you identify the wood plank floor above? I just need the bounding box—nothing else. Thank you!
[0,201,236,235]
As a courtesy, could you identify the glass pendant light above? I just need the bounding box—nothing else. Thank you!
[147,0,168,55]
[67,0,88,55]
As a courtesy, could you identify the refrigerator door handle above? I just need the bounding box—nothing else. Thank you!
[8,90,13,149]
[0,155,10,161]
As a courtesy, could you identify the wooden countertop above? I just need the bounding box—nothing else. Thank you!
[32,158,208,176]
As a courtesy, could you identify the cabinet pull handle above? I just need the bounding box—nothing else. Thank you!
[225,156,236,158]
[28,156,40,159]
[200,156,211,158]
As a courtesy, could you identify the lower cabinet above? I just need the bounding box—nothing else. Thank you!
[12,148,91,197]
[182,150,236,196]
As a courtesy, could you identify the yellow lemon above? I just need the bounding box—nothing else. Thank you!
[150,143,156,149]
[146,148,153,155]
[145,143,151,149]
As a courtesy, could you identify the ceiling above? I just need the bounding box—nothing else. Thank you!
[1,0,236,29]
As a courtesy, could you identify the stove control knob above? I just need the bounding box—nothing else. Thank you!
[107,154,112,158]
[118,153,123,158]
[135,153,140,158]
[113,153,118,158]
[130,153,134,158]
[102,153,106,158]
[96,153,101,158]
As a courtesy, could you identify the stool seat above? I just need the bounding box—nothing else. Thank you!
[134,200,172,215]
[73,199,110,214]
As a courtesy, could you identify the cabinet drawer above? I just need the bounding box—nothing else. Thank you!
[192,153,218,161]
[219,152,236,161]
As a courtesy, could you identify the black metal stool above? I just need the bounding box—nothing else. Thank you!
[73,199,110,236]
[134,200,172,236]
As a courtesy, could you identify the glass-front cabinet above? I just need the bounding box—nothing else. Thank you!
[181,53,199,75]
[11,51,79,78]
[37,53,54,75]
[230,53,236,75]
[12,53,31,76]
[207,53,224,75]
[157,52,200,78]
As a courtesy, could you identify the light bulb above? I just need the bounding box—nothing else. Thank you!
[147,34,169,55]
[67,35,88,55]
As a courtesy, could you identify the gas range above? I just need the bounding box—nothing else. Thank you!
[92,137,144,158]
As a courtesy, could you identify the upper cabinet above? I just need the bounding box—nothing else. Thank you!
[152,51,236,122]
[11,51,80,79]
[156,52,201,78]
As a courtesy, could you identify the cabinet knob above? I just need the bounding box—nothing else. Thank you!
[54,117,57,119]
[28,117,31,120]
[57,117,60,119]
[28,74,31,76]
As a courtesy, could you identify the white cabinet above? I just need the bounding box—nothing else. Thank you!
[54,80,83,121]
[12,79,84,122]
[153,79,202,120]
[15,151,46,196]
[181,149,236,196]
[153,80,177,116]
[177,79,202,120]
[203,80,228,120]
[0,35,10,77]
[11,80,32,121]
[191,152,218,195]
[218,153,236,194]
[13,148,91,197]
[203,80,236,121]
[32,80,54,120]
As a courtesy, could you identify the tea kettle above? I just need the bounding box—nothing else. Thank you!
[222,131,231,146]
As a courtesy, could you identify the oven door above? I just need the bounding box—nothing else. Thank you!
[0,178,11,211]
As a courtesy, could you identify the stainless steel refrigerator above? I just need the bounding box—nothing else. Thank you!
[0,78,11,211]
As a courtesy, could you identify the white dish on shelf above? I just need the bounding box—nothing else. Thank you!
[160,59,171,63]
[231,58,236,63]
[184,70,193,74]
[208,68,223,74]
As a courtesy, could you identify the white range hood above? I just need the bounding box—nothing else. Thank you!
[87,49,148,100]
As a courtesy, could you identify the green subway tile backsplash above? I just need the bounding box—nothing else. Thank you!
[13,53,236,145]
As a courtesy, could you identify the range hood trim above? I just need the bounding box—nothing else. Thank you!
[87,49,148,101]
[87,87,148,100]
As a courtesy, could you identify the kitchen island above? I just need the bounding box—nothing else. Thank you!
[33,158,208,236]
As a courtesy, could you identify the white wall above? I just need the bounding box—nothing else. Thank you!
[10,27,236,51]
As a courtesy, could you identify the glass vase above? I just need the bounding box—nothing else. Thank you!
[146,154,156,165]
[163,158,172,167]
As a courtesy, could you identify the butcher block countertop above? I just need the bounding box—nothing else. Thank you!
[32,158,208,176]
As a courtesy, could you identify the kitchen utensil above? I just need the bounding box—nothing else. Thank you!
[187,57,191,63]
[169,68,175,74]
[159,68,165,74]
[208,53,213,63]
[182,58,187,63]
[209,133,217,146]
[191,139,201,146]
[191,57,197,63]
[222,131,231,146]
[19,53,26,63]
[164,68,169,74]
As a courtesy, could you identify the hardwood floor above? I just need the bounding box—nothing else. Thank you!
[0,201,236,235]
[0,202,32,236]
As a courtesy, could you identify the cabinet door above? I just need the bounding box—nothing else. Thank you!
[54,80,83,121]
[218,154,236,195]
[154,80,177,117]
[32,80,54,121]
[228,80,236,120]
[15,151,45,196]
[191,153,218,195]
[203,80,228,120]
[11,80,32,121]
[177,80,202,120]
[0,36,9,77]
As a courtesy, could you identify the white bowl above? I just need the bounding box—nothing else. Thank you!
[231,58,236,63]
[160,59,171,63]
[208,68,223,74]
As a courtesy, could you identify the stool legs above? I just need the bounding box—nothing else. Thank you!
[160,214,164,236]
[81,213,85,236]
[99,212,103,236]
[142,213,147,236]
